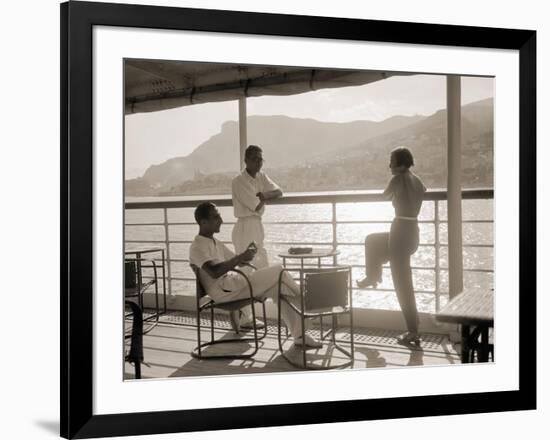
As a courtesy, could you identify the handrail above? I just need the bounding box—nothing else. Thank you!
[125,188,494,210]
[125,188,494,312]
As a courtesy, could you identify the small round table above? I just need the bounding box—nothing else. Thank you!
[278,248,340,270]
[278,248,341,351]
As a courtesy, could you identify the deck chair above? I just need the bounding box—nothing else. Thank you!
[277,266,354,369]
[190,264,268,359]
[125,257,160,332]
[124,300,144,379]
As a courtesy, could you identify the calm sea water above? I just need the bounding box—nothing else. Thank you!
[125,195,493,312]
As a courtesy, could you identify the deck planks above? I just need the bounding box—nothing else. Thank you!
[125,319,461,380]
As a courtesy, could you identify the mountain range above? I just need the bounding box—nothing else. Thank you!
[126,97,493,196]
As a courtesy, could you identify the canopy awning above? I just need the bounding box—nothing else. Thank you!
[125,60,404,114]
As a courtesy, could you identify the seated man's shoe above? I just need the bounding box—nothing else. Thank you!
[240,317,266,330]
[229,310,241,334]
[237,308,265,330]
[294,333,323,349]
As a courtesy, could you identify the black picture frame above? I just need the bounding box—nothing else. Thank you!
[61,1,537,438]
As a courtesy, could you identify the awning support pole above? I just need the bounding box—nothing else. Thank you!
[239,97,247,168]
[447,75,464,299]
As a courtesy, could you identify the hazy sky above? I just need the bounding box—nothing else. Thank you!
[125,74,493,178]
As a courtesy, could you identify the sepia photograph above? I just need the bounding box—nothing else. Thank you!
[123,59,495,378]
[59,1,537,437]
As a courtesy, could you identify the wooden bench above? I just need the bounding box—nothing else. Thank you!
[435,289,494,363]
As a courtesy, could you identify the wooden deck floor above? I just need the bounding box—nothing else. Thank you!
[125,311,461,379]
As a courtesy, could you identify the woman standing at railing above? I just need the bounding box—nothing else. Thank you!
[357,147,426,345]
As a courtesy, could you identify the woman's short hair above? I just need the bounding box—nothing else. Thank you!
[194,202,216,224]
[391,146,415,168]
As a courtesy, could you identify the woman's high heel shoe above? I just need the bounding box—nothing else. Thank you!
[397,332,421,346]
[356,277,378,289]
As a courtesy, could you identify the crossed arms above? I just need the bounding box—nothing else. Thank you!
[255,189,283,212]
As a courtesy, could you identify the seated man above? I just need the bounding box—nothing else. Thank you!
[189,201,321,348]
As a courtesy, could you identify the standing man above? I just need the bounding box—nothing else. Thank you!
[232,145,283,269]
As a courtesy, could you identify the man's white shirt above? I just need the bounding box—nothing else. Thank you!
[231,169,280,218]
[189,235,248,298]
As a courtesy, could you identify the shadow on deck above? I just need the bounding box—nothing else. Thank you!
[125,311,461,380]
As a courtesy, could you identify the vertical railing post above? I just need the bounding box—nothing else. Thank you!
[239,97,247,167]
[434,200,441,312]
[163,208,172,296]
[447,75,464,299]
[332,201,338,266]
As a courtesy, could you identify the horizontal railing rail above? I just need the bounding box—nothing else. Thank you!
[125,188,493,209]
[125,188,494,312]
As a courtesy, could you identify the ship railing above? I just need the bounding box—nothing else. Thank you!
[125,188,493,313]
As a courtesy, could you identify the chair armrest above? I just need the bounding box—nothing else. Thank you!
[138,279,156,294]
